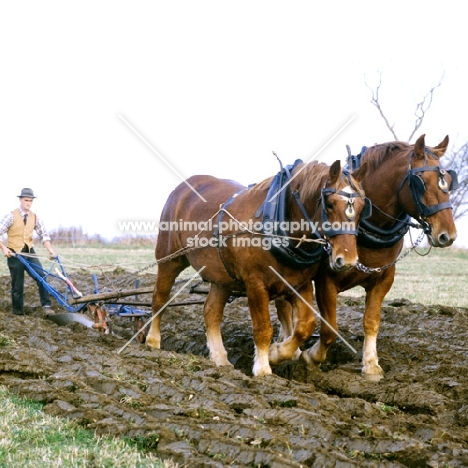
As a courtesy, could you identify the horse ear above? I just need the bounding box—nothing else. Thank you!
[433,135,450,158]
[413,134,426,160]
[328,160,341,185]
[352,161,368,182]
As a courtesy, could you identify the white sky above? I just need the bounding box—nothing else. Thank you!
[1,2,467,246]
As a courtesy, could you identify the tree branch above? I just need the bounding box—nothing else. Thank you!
[365,71,468,219]
[365,72,399,140]
[407,73,444,142]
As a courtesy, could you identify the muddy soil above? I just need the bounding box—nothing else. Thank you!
[1,268,467,467]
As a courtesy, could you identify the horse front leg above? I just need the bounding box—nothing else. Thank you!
[361,267,395,381]
[270,286,316,364]
[204,283,232,367]
[301,275,339,366]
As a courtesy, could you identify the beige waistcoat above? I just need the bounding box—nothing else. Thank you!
[7,209,36,252]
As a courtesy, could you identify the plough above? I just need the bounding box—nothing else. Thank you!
[15,253,207,342]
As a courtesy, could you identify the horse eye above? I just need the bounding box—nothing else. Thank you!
[326,201,333,210]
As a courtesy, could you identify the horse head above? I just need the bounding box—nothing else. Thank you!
[321,160,371,271]
[400,134,458,247]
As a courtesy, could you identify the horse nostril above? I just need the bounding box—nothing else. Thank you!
[334,256,345,270]
[438,232,449,246]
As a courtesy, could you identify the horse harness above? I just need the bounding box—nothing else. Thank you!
[397,149,458,235]
[213,159,371,280]
[347,146,458,249]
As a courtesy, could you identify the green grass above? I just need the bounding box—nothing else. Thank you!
[390,247,468,306]
[50,245,159,276]
[343,247,468,307]
[0,386,176,468]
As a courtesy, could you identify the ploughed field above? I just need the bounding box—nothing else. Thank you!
[1,269,467,467]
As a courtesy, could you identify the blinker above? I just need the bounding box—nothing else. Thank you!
[361,198,372,220]
[447,169,459,191]
[406,165,458,219]
[413,174,426,193]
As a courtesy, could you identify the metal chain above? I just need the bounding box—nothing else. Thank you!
[354,229,426,274]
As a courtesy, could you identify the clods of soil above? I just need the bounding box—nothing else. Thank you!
[1,269,467,467]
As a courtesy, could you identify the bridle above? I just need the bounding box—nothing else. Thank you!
[397,150,459,235]
[316,181,372,237]
[254,159,372,268]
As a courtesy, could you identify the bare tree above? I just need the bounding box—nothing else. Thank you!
[365,73,468,220]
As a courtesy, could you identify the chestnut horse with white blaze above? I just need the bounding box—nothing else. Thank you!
[276,134,458,381]
[146,159,371,376]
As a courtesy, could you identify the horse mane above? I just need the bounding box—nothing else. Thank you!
[249,174,275,195]
[362,140,442,172]
[249,160,364,203]
[360,141,410,171]
[293,161,365,203]
[291,161,331,202]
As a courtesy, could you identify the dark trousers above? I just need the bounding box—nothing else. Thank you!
[7,247,51,315]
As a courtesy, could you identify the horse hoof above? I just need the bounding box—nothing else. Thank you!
[299,350,321,367]
[291,349,302,361]
[269,343,302,365]
[268,343,282,365]
[253,362,272,377]
[145,337,161,350]
[217,361,233,368]
[210,354,232,367]
[362,372,384,382]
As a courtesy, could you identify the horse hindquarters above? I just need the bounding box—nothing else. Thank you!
[146,176,210,351]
